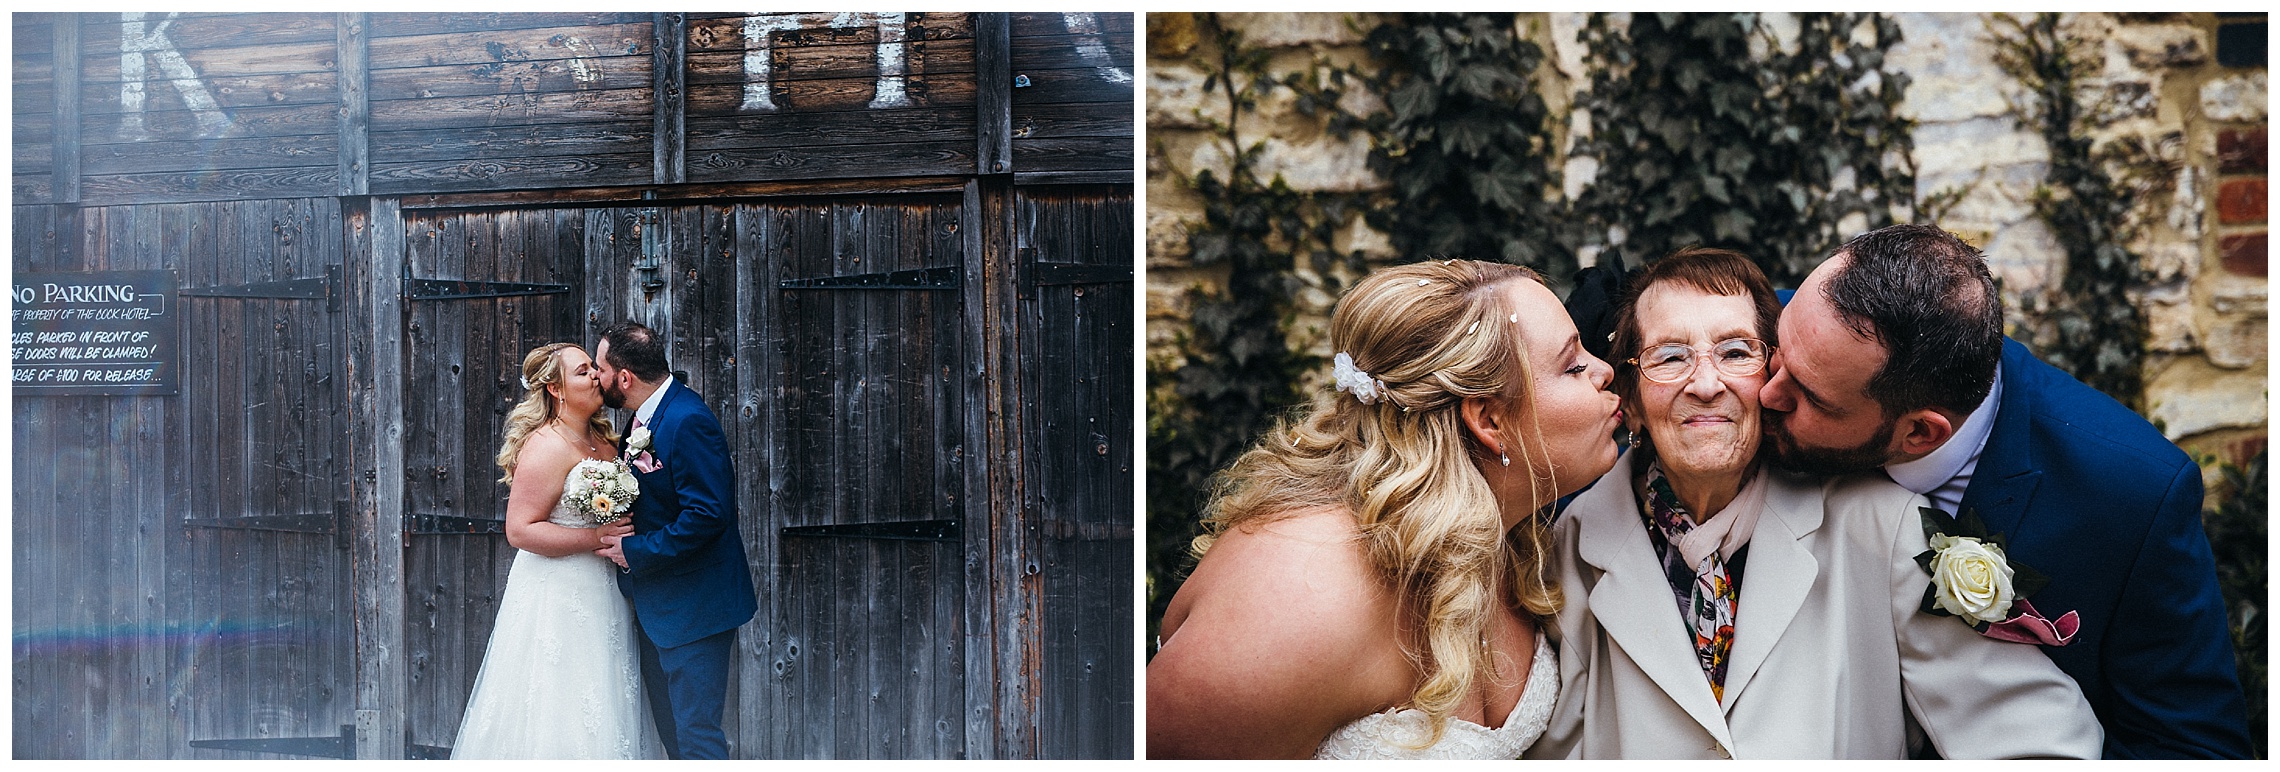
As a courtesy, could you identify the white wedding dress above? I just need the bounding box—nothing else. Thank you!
[450,464,666,759]
[1313,634,1558,759]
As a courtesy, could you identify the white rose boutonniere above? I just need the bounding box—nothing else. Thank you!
[625,426,661,473]
[1925,533,2016,622]
[1915,507,2079,646]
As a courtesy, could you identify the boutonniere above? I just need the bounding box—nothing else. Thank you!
[625,427,660,473]
[1915,507,2078,646]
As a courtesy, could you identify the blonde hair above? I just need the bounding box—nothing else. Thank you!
[495,343,618,483]
[1196,259,1565,747]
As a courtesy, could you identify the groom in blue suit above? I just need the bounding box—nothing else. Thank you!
[1757,225,2251,758]
[593,322,759,760]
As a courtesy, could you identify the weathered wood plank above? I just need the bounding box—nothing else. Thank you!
[685,12,975,53]
[78,71,339,113]
[54,15,80,204]
[1011,136,1133,173]
[682,38,975,85]
[365,55,651,101]
[370,121,651,163]
[1007,67,1133,106]
[653,13,686,186]
[684,141,974,183]
[975,14,1011,176]
[339,13,369,196]
[367,12,649,38]
[79,102,338,145]
[1010,101,1131,140]
[1010,11,1133,38]
[367,87,653,132]
[365,22,651,70]
[350,195,409,760]
[396,176,969,210]
[15,14,57,54]
[77,167,338,206]
[16,82,55,114]
[686,74,974,115]
[730,201,775,757]
[80,133,339,175]
[369,152,651,195]
[80,41,336,82]
[14,175,55,203]
[1009,32,1136,73]
[80,12,337,52]
[685,108,975,152]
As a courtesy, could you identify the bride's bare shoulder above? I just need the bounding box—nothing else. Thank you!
[1169,505,1393,637]
[511,427,582,482]
[1149,505,1408,757]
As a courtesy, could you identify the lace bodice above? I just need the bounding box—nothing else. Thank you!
[1313,633,1558,760]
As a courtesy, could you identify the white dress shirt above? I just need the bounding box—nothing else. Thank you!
[633,374,676,429]
[1882,362,2002,517]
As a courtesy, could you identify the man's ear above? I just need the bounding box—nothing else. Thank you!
[1460,396,1507,457]
[1894,408,1958,457]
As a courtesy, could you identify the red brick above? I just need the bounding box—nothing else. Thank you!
[2218,128,2266,175]
[2220,232,2267,277]
[2217,178,2267,224]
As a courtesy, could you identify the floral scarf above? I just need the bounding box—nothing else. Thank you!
[1639,462,1761,703]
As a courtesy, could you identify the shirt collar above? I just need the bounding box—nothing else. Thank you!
[633,374,675,427]
[1883,361,2002,496]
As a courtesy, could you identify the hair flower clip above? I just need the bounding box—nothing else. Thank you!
[1332,352,1383,405]
[519,375,536,391]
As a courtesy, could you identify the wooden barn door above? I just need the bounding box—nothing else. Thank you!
[760,194,970,758]
[1013,184,1133,757]
[393,205,587,754]
[162,199,357,758]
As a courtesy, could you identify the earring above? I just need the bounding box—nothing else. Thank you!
[1500,450,1511,467]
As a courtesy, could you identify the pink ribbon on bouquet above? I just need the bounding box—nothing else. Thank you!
[1982,599,2079,646]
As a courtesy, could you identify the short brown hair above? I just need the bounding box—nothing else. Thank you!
[1607,247,1783,409]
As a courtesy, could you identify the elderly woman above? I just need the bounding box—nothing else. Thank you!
[1150,260,1626,759]
[1525,248,2101,759]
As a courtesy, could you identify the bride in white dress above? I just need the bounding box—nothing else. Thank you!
[452,343,665,760]
[1149,261,1624,758]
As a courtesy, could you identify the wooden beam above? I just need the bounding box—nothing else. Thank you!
[974,13,1012,175]
[337,13,370,196]
[394,176,970,210]
[961,172,1035,758]
[53,13,81,204]
[653,12,688,185]
[346,196,407,760]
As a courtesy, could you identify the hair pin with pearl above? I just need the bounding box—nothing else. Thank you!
[1416,278,1430,286]
[1467,321,1479,335]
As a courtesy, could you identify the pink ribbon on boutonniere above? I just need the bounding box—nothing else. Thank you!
[1980,599,2079,646]
[627,418,660,473]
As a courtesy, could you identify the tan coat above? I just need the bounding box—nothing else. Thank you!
[1525,452,2101,759]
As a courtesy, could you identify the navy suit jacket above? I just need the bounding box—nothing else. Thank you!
[1960,339,2250,758]
[616,380,759,649]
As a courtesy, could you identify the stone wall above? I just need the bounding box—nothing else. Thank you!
[1146,11,2268,469]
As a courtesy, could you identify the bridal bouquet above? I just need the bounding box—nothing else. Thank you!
[564,458,639,525]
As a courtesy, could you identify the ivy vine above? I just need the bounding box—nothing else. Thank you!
[1567,12,1917,286]
[1989,13,2152,411]
[1145,13,1370,653]
[1359,13,1569,277]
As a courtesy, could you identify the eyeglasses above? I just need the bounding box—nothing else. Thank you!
[1627,338,1771,383]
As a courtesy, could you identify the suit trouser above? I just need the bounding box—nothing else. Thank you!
[635,618,737,760]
